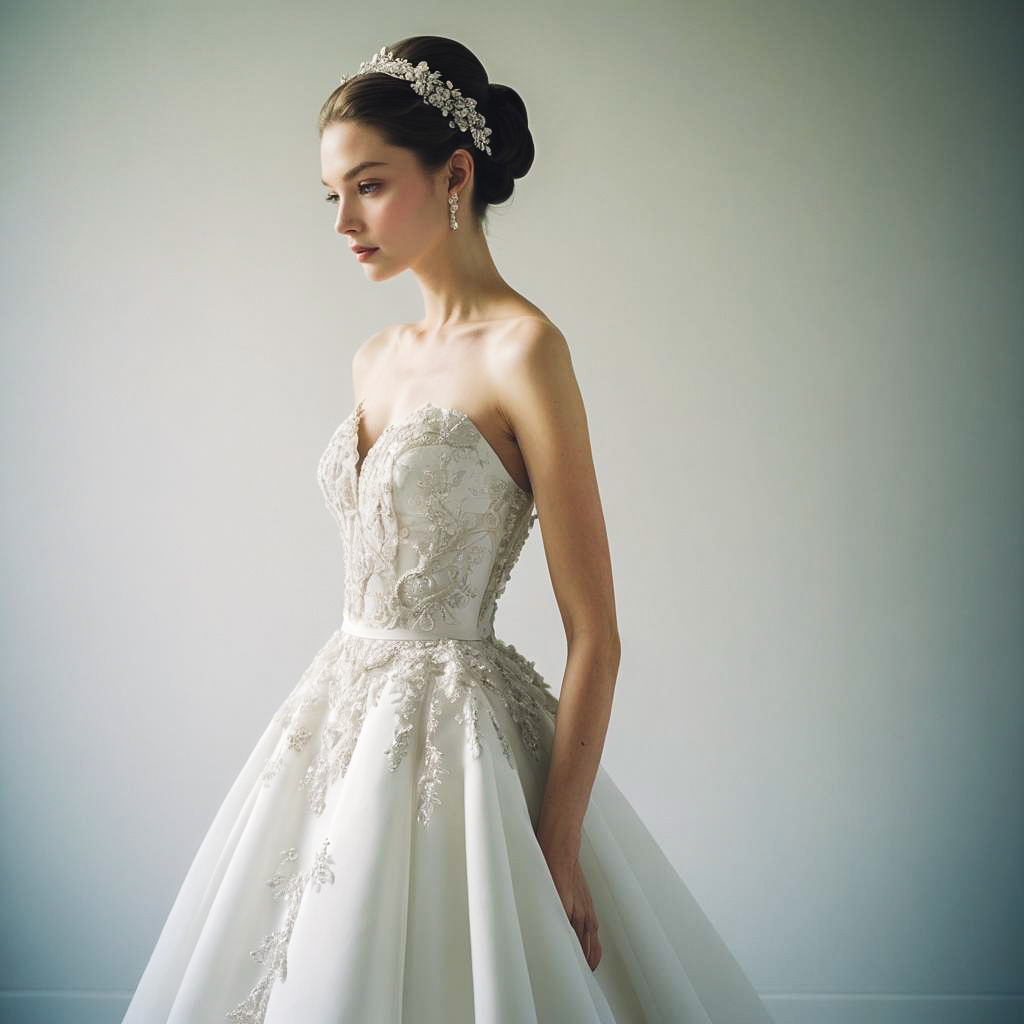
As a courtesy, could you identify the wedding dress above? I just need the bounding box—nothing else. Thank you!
[123,399,774,1023]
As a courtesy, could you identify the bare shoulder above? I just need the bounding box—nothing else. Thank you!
[352,326,393,373]
[484,316,580,433]
[351,325,399,397]
[486,315,571,376]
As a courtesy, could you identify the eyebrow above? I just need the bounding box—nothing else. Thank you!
[321,161,390,186]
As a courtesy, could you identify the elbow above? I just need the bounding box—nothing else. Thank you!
[604,627,621,660]
[567,622,621,661]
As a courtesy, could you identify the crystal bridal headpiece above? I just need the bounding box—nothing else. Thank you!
[339,46,493,157]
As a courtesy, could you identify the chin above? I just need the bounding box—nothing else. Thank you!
[363,260,405,283]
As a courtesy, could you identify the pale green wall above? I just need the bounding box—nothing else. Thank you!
[1,1,1021,1022]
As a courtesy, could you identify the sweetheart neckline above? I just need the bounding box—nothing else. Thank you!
[348,398,533,501]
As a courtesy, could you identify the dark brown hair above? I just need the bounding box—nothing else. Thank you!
[318,36,535,229]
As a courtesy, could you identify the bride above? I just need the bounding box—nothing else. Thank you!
[326,48,616,978]
[123,33,773,1023]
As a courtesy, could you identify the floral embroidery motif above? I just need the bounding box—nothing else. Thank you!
[225,837,335,1023]
[286,727,312,751]
[230,401,556,1022]
[316,402,536,636]
[260,628,558,825]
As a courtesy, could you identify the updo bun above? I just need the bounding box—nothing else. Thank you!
[479,82,535,206]
[319,36,535,228]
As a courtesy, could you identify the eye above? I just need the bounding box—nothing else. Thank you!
[324,182,380,204]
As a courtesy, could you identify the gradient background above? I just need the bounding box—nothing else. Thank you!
[1,1,1021,1022]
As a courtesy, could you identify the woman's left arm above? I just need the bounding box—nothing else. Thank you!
[492,320,622,924]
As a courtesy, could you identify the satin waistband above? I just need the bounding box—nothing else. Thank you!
[341,617,489,642]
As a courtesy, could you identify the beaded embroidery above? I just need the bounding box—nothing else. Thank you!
[316,401,536,636]
[225,838,335,1024]
[229,401,554,1023]
[260,626,558,824]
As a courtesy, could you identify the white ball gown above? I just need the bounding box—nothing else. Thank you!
[122,400,775,1023]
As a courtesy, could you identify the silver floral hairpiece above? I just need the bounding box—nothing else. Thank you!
[339,46,493,156]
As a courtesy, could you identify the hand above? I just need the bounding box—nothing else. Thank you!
[542,850,603,971]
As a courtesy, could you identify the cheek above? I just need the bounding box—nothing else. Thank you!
[377,187,436,235]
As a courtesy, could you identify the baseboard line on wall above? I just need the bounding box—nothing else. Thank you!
[0,989,1022,1024]
[761,992,1024,1024]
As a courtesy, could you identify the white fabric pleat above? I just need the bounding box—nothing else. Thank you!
[124,672,773,1024]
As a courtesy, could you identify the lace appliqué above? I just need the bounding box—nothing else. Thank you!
[234,630,557,1022]
[316,402,535,637]
[228,402,551,1022]
[261,627,558,827]
[225,837,335,1023]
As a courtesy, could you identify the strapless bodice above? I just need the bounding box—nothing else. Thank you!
[317,401,537,641]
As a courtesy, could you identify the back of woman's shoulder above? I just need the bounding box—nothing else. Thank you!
[486,317,572,387]
[496,315,569,359]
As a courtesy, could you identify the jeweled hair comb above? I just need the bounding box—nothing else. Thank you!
[339,46,493,156]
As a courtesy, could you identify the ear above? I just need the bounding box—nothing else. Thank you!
[448,148,475,190]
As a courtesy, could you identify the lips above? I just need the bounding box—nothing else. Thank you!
[351,245,378,254]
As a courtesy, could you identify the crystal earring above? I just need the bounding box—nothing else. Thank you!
[448,192,459,231]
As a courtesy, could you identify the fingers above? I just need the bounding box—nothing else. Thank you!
[571,905,602,970]
[570,905,588,954]
[584,915,601,970]
[562,863,603,970]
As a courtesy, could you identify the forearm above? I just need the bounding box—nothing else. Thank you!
[535,630,620,861]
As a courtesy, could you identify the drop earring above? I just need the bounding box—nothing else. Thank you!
[448,192,459,231]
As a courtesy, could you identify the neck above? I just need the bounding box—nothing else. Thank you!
[410,220,514,329]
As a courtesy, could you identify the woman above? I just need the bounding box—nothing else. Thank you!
[123,34,774,1024]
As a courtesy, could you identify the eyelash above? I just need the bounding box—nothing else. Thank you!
[325,182,380,203]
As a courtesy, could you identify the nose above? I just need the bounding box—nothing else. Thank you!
[334,198,360,236]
